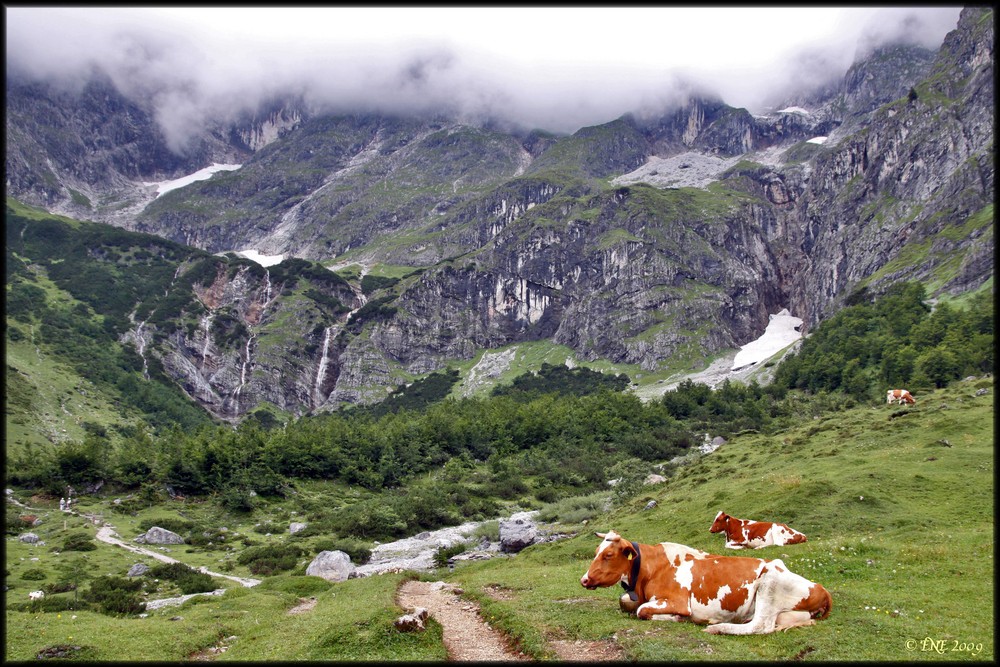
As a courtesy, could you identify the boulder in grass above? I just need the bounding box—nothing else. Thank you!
[305,550,355,582]
[127,563,150,578]
[394,607,428,632]
[134,527,185,545]
[499,512,538,553]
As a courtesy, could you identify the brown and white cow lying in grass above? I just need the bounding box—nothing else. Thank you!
[580,530,831,634]
[709,511,808,549]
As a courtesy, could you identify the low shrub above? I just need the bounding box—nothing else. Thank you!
[109,498,145,515]
[237,543,303,576]
[5,509,34,535]
[137,517,195,535]
[83,576,146,616]
[21,568,47,581]
[186,528,228,548]
[147,562,216,594]
[472,521,500,542]
[62,533,97,552]
[43,581,77,594]
[253,521,282,535]
[433,542,468,568]
[12,597,93,614]
[536,491,610,524]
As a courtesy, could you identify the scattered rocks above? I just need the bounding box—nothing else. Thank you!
[353,522,484,577]
[145,589,225,611]
[36,645,85,660]
[289,522,308,535]
[643,500,658,511]
[18,532,40,544]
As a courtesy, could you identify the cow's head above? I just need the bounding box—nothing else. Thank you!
[580,530,638,589]
[709,511,729,533]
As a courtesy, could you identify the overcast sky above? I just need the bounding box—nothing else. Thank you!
[6,6,964,151]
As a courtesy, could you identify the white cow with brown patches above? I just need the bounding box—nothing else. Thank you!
[886,389,916,405]
[710,511,808,549]
[580,530,831,634]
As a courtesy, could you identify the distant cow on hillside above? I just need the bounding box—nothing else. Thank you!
[710,511,807,549]
[886,389,915,405]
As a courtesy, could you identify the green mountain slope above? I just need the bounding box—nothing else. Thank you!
[446,377,994,660]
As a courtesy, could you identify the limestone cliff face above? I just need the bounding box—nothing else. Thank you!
[785,7,994,325]
[136,258,365,420]
[361,185,785,377]
[229,98,306,152]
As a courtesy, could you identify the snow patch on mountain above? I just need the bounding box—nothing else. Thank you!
[635,308,804,401]
[143,163,242,198]
[731,308,803,370]
[233,249,284,267]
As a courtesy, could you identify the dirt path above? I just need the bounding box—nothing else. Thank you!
[397,580,529,661]
[396,580,626,661]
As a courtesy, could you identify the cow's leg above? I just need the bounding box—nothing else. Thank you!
[725,541,745,549]
[703,568,789,635]
[637,598,689,622]
[775,610,815,632]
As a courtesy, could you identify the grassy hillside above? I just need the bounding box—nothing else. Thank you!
[5,376,992,660]
[446,376,994,661]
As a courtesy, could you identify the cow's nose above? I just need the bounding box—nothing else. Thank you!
[580,574,590,587]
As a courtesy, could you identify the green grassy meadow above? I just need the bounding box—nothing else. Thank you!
[448,377,995,661]
[4,377,993,661]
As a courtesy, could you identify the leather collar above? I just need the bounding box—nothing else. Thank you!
[620,541,642,601]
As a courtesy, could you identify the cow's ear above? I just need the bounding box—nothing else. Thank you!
[622,543,637,561]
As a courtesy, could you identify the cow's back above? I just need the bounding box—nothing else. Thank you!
[642,545,768,624]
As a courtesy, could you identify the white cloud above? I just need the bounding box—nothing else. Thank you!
[5,6,964,143]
